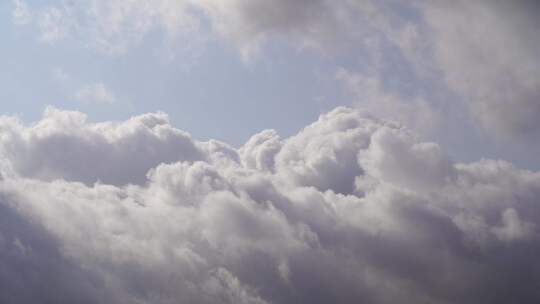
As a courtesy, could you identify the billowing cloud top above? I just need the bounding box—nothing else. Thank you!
[0,107,539,303]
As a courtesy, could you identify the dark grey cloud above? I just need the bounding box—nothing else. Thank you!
[0,107,539,303]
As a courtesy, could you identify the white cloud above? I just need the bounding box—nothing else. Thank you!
[191,0,358,59]
[5,2,540,300]
[336,68,439,136]
[11,0,32,25]
[0,107,201,185]
[37,7,70,43]
[492,208,536,242]
[75,82,116,104]
[418,0,540,139]
[0,107,539,303]
[192,0,540,139]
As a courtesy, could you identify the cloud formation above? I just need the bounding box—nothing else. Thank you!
[6,1,540,302]
[0,107,203,185]
[0,107,539,303]
[13,0,540,140]
[420,0,540,138]
[336,68,439,136]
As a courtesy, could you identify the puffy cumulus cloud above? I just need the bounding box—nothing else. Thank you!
[239,129,282,172]
[0,107,540,303]
[358,125,455,193]
[0,107,204,185]
[274,107,386,195]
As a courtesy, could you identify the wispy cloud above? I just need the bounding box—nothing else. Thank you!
[37,6,74,43]
[11,0,32,25]
[74,82,115,104]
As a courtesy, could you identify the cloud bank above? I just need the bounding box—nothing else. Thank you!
[0,107,539,303]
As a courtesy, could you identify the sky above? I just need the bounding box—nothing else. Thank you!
[1,0,347,146]
[2,0,540,167]
[1,1,540,303]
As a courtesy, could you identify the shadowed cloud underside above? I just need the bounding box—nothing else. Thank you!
[0,107,539,303]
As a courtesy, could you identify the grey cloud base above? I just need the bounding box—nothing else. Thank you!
[0,107,539,303]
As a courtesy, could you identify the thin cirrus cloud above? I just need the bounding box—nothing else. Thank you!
[0,107,539,303]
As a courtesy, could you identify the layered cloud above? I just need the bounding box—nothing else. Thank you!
[0,107,539,303]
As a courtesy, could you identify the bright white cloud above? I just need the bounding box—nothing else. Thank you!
[0,107,539,303]
[75,82,116,104]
